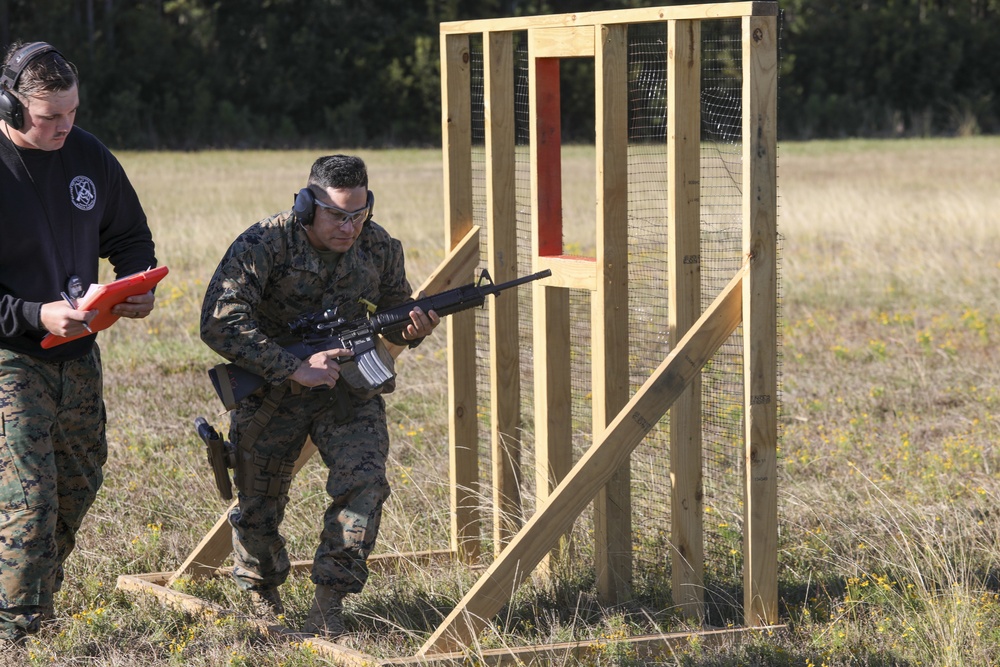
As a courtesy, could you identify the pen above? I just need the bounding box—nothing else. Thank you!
[60,291,94,334]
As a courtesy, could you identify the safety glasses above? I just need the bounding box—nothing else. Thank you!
[314,198,371,228]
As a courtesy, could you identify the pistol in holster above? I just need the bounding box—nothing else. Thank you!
[195,416,236,501]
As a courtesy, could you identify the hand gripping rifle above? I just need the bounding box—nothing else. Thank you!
[196,268,550,501]
[206,268,552,411]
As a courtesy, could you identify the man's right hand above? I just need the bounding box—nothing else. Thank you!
[39,299,96,337]
[290,348,354,388]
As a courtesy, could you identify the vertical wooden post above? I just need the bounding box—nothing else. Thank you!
[741,13,778,626]
[530,51,573,569]
[442,32,480,563]
[592,23,632,605]
[484,31,523,551]
[667,18,705,621]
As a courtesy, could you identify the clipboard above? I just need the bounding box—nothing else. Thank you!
[41,265,169,349]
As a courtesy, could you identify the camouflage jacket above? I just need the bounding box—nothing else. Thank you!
[200,211,414,385]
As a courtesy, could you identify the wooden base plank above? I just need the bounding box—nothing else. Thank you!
[119,570,781,667]
[117,572,379,666]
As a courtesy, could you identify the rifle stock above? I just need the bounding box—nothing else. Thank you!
[208,268,551,410]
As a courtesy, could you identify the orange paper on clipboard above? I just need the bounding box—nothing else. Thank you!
[41,265,169,349]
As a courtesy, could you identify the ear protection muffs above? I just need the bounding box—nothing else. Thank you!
[293,188,375,227]
[0,42,61,130]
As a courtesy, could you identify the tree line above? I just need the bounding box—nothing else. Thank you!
[2,0,997,149]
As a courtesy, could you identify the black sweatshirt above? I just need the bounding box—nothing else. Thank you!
[0,126,156,361]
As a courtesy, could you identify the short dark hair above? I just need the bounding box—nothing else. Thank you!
[2,41,78,97]
[308,154,368,190]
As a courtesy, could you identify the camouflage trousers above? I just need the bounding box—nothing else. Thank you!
[0,346,106,640]
[227,386,391,595]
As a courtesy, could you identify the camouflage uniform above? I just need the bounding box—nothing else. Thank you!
[1,112,155,641]
[200,210,414,594]
[0,346,105,639]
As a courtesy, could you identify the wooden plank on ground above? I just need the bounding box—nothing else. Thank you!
[386,625,786,667]
[420,263,748,655]
[742,12,779,627]
[120,570,782,667]
[117,573,379,667]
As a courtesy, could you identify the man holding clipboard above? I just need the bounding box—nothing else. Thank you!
[0,41,159,646]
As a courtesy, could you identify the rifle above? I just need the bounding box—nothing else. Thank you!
[207,268,552,410]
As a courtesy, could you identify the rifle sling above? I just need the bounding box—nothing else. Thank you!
[228,381,293,497]
[237,382,288,455]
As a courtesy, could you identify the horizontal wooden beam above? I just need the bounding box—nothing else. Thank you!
[529,26,595,58]
[440,2,777,35]
[536,255,597,291]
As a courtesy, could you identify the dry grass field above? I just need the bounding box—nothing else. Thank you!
[8,137,1000,666]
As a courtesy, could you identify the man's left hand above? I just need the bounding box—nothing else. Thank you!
[112,290,156,319]
[401,305,440,342]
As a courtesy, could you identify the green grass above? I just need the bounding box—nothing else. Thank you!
[6,138,1000,665]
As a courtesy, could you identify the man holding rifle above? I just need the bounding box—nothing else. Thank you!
[200,155,438,638]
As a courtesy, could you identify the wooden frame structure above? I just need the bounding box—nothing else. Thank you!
[118,2,779,663]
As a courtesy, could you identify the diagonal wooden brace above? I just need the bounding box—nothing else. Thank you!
[419,261,748,655]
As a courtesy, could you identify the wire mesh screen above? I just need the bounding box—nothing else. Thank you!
[462,16,776,622]
[697,18,751,616]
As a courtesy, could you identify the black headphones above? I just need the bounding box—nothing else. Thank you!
[0,42,62,130]
[293,187,375,227]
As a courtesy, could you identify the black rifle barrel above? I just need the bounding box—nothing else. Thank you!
[370,268,551,337]
[480,268,553,295]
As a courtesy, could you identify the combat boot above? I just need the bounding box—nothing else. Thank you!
[303,585,345,638]
[248,587,285,618]
[0,631,25,649]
